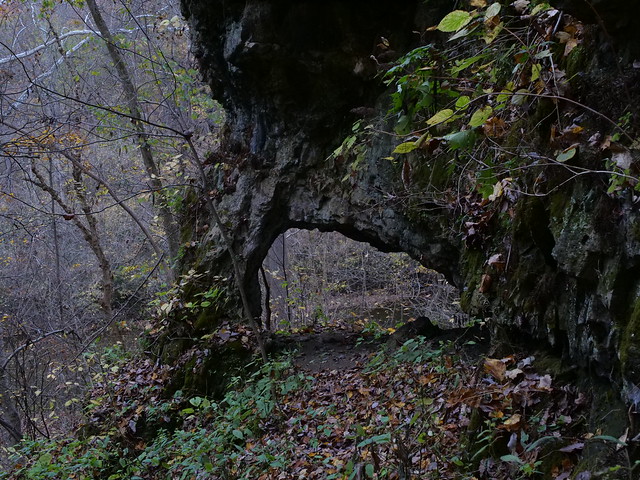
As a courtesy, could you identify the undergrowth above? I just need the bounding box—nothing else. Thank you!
[3,335,636,479]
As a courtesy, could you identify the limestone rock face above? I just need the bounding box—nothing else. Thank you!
[179,0,640,401]
[179,0,459,319]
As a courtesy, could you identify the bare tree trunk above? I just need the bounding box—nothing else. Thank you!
[71,164,113,319]
[48,157,64,324]
[259,265,271,331]
[30,163,113,320]
[282,234,293,326]
[86,0,180,262]
[0,366,22,445]
[57,148,172,281]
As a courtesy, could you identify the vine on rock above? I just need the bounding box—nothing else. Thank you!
[381,0,639,211]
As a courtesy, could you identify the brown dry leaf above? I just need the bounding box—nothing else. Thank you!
[484,358,506,381]
[600,135,612,151]
[503,413,522,431]
[402,159,412,188]
[479,274,493,293]
[487,253,505,272]
[483,116,507,137]
[471,0,487,6]
[563,38,579,56]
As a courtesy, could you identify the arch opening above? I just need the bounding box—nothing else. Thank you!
[259,229,465,334]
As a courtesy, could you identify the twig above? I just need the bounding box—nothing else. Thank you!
[2,329,66,371]
[74,253,165,359]
[183,134,268,363]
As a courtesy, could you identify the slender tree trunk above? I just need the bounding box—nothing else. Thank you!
[86,0,180,262]
[48,157,64,323]
[282,234,293,326]
[260,265,271,331]
[30,163,113,320]
[71,164,113,319]
[58,148,172,281]
[0,365,22,444]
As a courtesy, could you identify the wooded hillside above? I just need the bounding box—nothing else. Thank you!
[1,0,640,478]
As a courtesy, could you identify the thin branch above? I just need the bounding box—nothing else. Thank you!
[1,329,66,371]
[183,134,268,363]
[57,148,165,261]
[75,253,164,358]
[0,416,22,443]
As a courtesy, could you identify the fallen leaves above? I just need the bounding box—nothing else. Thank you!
[60,324,600,480]
[484,357,507,381]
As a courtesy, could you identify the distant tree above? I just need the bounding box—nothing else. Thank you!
[0,0,222,447]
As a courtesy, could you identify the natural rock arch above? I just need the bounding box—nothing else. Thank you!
[179,0,461,321]
[176,0,640,402]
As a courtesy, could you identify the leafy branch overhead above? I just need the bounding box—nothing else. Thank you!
[384,1,639,200]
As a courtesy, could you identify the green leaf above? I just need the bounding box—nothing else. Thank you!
[232,429,244,439]
[510,88,529,105]
[395,114,411,135]
[534,49,552,60]
[556,147,577,162]
[358,433,391,447]
[531,3,552,15]
[450,55,485,75]
[485,2,502,19]
[500,454,524,465]
[37,453,53,465]
[393,142,418,154]
[483,22,504,44]
[427,109,455,126]
[497,82,515,104]
[469,106,493,127]
[448,26,475,41]
[592,434,627,446]
[455,96,471,110]
[437,10,472,32]
[344,135,357,151]
[444,130,477,150]
[365,464,374,477]
[524,435,562,452]
[531,63,542,82]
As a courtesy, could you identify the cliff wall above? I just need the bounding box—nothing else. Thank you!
[177,0,640,407]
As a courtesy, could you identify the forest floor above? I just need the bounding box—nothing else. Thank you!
[4,319,632,480]
[231,320,623,480]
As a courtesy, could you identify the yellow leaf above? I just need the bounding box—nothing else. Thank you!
[484,358,506,381]
[503,413,522,431]
[427,109,455,126]
[469,105,493,127]
[531,63,542,82]
[393,142,418,154]
[488,181,503,201]
[436,11,472,33]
